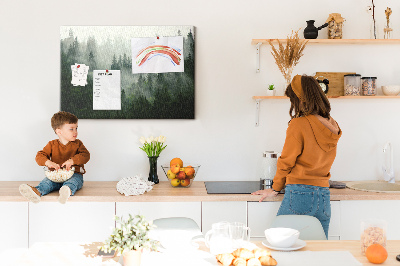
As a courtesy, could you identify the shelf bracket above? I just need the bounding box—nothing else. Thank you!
[256,42,262,73]
[255,99,260,126]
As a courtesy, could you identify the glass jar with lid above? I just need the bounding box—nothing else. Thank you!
[362,77,377,96]
[261,151,279,187]
[344,74,361,96]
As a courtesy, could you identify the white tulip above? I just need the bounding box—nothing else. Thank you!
[139,137,146,144]
[146,137,151,143]
[154,136,159,142]
[149,136,154,142]
[159,135,166,143]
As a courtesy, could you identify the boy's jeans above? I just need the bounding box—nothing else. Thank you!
[36,173,84,196]
[276,184,331,239]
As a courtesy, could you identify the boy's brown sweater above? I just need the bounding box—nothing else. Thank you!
[272,115,342,192]
[36,139,90,174]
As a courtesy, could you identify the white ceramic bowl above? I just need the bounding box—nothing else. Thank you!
[382,85,400,96]
[264,227,300,248]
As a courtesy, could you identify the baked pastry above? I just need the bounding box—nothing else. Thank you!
[252,248,271,259]
[216,253,235,266]
[232,248,254,260]
[247,258,262,266]
[232,257,246,266]
[259,255,278,266]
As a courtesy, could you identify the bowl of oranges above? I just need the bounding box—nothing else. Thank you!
[161,158,200,188]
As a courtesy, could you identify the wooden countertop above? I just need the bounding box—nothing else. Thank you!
[2,181,400,202]
[88,240,400,265]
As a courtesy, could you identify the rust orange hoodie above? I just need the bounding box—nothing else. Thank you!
[272,115,342,191]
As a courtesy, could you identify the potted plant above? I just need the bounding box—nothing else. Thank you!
[101,214,159,266]
[267,84,276,96]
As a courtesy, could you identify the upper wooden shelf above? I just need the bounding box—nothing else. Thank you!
[251,39,400,45]
[253,95,400,99]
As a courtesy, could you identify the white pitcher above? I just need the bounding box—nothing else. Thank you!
[205,221,233,255]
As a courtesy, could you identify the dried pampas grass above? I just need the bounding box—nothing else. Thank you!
[269,30,308,85]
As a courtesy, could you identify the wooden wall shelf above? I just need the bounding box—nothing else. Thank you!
[253,95,400,126]
[253,95,400,99]
[251,39,400,45]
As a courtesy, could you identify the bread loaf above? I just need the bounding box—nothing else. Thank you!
[232,248,254,260]
[216,253,235,266]
[259,255,277,266]
[247,258,262,266]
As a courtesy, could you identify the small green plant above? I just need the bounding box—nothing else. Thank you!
[101,214,159,255]
[268,84,275,90]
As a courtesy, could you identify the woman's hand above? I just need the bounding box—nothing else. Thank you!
[251,188,279,202]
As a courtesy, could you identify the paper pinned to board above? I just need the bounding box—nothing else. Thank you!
[71,63,89,86]
[131,36,184,74]
[93,70,121,110]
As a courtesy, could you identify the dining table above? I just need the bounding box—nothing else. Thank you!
[2,240,400,265]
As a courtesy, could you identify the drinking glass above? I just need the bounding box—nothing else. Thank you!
[229,222,251,249]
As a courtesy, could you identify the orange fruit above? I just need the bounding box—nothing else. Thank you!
[365,244,388,264]
[170,158,183,168]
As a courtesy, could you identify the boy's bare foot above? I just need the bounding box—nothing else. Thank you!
[19,184,41,203]
[58,186,71,204]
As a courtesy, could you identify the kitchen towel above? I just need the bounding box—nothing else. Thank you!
[271,250,362,266]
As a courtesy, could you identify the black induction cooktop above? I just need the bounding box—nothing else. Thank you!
[204,181,264,194]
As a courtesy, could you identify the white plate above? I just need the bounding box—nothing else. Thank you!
[262,239,306,251]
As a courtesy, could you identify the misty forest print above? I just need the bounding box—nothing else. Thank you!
[60,26,195,119]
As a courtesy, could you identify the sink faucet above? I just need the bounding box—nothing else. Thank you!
[383,142,395,183]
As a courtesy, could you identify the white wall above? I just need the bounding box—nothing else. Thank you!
[1,0,400,183]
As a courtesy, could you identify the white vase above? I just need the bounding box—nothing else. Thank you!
[266,90,276,96]
[119,250,142,266]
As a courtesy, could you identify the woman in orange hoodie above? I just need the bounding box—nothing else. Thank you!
[252,75,342,238]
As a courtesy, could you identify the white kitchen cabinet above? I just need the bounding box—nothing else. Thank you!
[0,202,28,252]
[202,201,247,233]
[340,200,400,240]
[29,202,115,246]
[328,201,340,240]
[248,201,341,240]
[116,202,201,230]
[247,201,281,239]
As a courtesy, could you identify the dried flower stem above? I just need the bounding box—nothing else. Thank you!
[269,30,308,85]
[372,0,376,39]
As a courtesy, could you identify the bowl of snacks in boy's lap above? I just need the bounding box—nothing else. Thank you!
[161,157,200,188]
[44,167,75,183]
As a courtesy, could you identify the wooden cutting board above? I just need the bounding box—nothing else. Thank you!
[315,72,356,96]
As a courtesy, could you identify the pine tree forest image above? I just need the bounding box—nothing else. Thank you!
[60,26,195,119]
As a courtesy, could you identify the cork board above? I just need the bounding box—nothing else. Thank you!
[315,72,356,96]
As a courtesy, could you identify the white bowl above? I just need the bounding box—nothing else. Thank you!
[264,227,300,248]
[382,85,400,96]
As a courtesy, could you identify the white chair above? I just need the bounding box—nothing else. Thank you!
[269,215,327,240]
[153,217,201,233]
[152,217,204,248]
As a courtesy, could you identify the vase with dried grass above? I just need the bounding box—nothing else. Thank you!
[269,30,308,90]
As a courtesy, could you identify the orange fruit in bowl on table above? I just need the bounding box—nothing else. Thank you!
[180,179,191,187]
[365,243,388,264]
[176,170,186,180]
[185,165,195,177]
[170,158,183,168]
[170,164,180,174]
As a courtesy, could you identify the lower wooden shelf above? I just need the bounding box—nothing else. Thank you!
[253,95,400,99]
